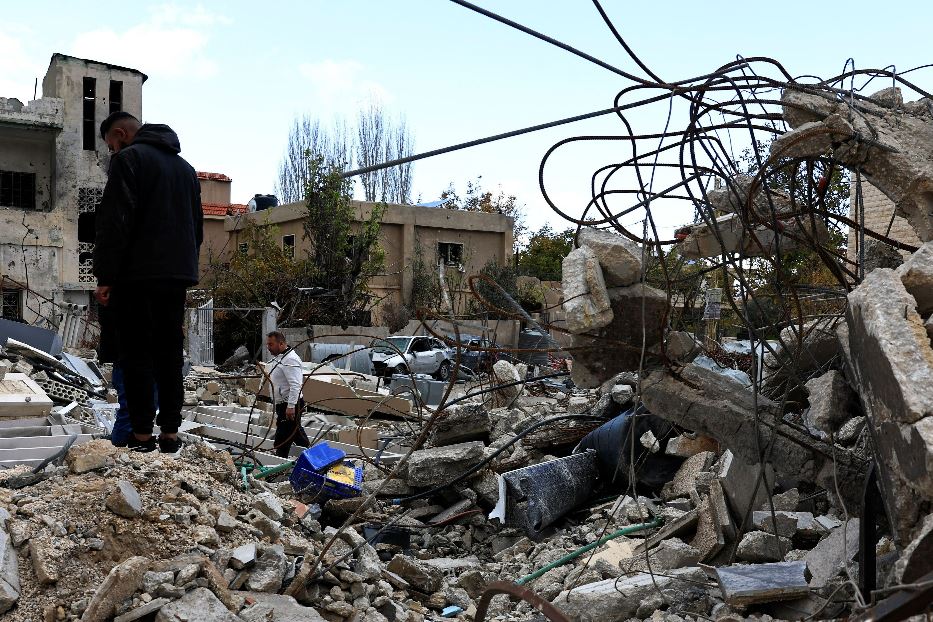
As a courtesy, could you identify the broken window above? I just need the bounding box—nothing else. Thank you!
[0,171,36,210]
[0,290,22,321]
[283,234,295,258]
[437,242,463,265]
[109,80,123,114]
[82,77,96,151]
[238,243,249,255]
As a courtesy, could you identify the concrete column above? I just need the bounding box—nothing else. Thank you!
[400,221,415,305]
[261,307,278,362]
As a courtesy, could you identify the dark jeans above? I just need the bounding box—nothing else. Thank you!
[112,281,186,436]
[274,398,310,458]
[110,364,159,445]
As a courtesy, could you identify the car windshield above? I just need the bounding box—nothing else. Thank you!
[372,337,411,354]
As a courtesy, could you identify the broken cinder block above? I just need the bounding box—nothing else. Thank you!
[561,245,613,334]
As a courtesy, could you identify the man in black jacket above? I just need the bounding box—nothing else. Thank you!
[94,111,203,453]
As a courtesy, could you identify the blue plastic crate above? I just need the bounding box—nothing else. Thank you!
[290,459,363,499]
[300,441,346,472]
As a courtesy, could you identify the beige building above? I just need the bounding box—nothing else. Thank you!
[216,200,514,319]
[848,182,922,262]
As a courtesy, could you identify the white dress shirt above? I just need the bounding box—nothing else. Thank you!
[268,348,304,407]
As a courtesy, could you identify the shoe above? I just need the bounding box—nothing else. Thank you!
[127,436,157,453]
[158,436,183,454]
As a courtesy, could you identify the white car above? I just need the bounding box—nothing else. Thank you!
[370,336,454,380]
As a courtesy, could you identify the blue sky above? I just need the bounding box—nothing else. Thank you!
[2,1,931,238]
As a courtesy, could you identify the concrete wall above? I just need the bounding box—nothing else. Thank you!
[200,178,231,205]
[848,181,922,262]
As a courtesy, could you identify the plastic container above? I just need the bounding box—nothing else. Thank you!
[300,441,346,472]
[290,459,363,499]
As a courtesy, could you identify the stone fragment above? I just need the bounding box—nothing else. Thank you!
[679,211,828,260]
[247,511,281,541]
[155,587,241,622]
[561,245,613,334]
[455,569,487,599]
[175,563,199,586]
[767,488,800,512]
[621,538,700,573]
[0,527,18,614]
[142,571,175,595]
[113,598,170,622]
[898,240,933,315]
[576,227,642,287]
[552,567,705,622]
[486,361,523,409]
[714,561,810,607]
[230,543,257,570]
[689,495,724,562]
[82,556,150,622]
[215,511,238,533]
[253,492,284,522]
[863,239,904,273]
[386,555,444,593]
[894,512,933,584]
[405,442,485,488]
[245,545,286,593]
[238,592,327,622]
[193,526,221,547]
[751,511,798,538]
[804,518,859,588]
[804,370,856,436]
[29,540,57,584]
[569,282,668,387]
[66,439,118,474]
[105,480,142,518]
[662,451,714,501]
[199,558,239,612]
[427,402,490,446]
[664,331,700,364]
[665,433,718,458]
[610,383,634,406]
[736,531,792,563]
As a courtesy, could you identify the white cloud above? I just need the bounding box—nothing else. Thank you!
[0,25,45,102]
[70,5,227,78]
[299,59,393,110]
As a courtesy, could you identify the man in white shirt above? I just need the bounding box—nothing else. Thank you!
[265,331,311,457]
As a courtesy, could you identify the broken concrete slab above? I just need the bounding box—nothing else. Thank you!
[666,433,719,458]
[690,495,725,562]
[405,441,485,488]
[105,480,142,518]
[678,212,829,260]
[898,240,933,316]
[762,317,842,391]
[778,86,933,242]
[81,556,150,622]
[427,402,490,446]
[894,512,933,585]
[0,527,18,614]
[662,451,715,501]
[155,587,242,622]
[751,511,799,538]
[736,531,792,563]
[714,561,810,607]
[576,227,643,287]
[238,592,327,622]
[620,537,700,573]
[633,509,698,557]
[0,372,54,418]
[864,238,905,273]
[569,282,668,387]
[113,598,171,622]
[245,545,286,593]
[386,554,444,593]
[804,518,859,588]
[804,370,856,436]
[552,567,706,622]
[562,245,614,334]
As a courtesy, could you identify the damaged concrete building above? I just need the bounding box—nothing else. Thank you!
[0,54,145,327]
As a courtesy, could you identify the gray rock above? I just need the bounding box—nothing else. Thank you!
[662,451,715,501]
[576,227,642,287]
[82,556,150,622]
[622,538,700,572]
[247,511,281,541]
[386,554,444,593]
[0,528,19,614]
[253,492,285,522]
[836,417,867,445]
[215,511,238,533]
[562,245,613,334]
[105,480,142,518]
[767,488,800,512]
[427,402,490,446]
[736,530,792,563]
[665,331,700,364]
[487,360,522,409]
[610,383,635,406]
[155,587,241,622]
[113,598,170,622]
[863,239,904,273]
[895,512,933,584]
[141,571,174,596]
[805,518,859,588]
[898,240,933,315]
[405,441,485,488]
[751,511,799,538]
[805,370,856,435]
[230,543,257,570]
[245,545,286,593]
[763,317,842,389]
[238,592,326,621]
[175,563,199,586]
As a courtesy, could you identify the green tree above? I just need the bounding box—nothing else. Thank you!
[517,224,575,281]
[440,177,526,252]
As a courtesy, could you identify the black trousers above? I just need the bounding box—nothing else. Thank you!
[274,398,311,458]
[111,281,187,436]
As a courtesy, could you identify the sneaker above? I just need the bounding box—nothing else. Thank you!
[127,436,157,453]
[158,436,183,454]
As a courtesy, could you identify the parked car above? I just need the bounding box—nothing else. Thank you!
[370,336,454,380]
[446,334,517,374]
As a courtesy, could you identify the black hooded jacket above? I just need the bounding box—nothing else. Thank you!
[93,124,203,286]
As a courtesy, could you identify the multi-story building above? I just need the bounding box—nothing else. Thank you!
[0,53,144,327]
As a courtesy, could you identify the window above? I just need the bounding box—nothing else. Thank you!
[1,290,22,321]
[108,80,123,114]
[282,234,295,258]
[345,235,370,260]
[437,242,463,265]
[82,77,96,151]
[0,171,36,209]
[238,243,249,254]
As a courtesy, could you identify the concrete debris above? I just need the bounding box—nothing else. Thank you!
[575,227,643,287]
[736,530,792,563]
[426,402,490,446]
[804,370,856,436]
[679,211,829,260]
[404,441,485,488]
[778,86,933,242]
[105,480,143,519]
[561,245,614,334]
[713,561,810,607]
